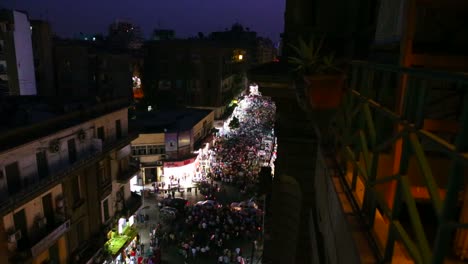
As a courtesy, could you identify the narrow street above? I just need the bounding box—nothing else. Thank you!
[134,182,262,264]
[131,91,274,264]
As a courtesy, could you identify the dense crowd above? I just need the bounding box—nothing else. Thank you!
[210,94,276,194]
[173,204,262,263]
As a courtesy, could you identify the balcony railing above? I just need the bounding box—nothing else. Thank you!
[116,165,140,184]
[30,220,71,257]
[329,61,468,263]
[10,217,71,263]
[0,133,138,216]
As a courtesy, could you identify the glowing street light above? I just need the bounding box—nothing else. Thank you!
[238,54,243,61]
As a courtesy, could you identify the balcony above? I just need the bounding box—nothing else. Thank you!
[0,133,138,216]
[322,61,468,263]
[10,218,71,263]
[116,164,140,184]
[30,220,71,257]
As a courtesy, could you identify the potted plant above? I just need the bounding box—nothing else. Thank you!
[288,37,346,110]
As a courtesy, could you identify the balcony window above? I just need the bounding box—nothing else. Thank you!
[97,126,105,142]
[71,176,81,206]
[68,138,77,164]
[98,163,110,185]
[13,209,29,250]
[5,162,21,195]
[36,150,49,180]
[115,120,122,139]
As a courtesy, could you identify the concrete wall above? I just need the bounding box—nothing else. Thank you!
[314,147,361,264]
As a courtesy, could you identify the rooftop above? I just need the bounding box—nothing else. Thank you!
[131,108,212,134]
[0,96,130,152]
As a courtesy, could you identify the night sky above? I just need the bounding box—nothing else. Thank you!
[3,0,285,43]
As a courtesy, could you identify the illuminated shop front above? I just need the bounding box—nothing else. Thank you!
[161,156,199,189]
[102,216,138,264]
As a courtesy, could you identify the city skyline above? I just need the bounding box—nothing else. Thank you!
[3,0,285,42]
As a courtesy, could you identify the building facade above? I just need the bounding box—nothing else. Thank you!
[54,41,133,100]
[143,39,241,109]
[131,108,214,186]
[0,9,37,96]
[30,20,55,96]
[0,97,139,264]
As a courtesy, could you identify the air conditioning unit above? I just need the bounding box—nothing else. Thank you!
[37,217,47,228]
[49,139,60,153]
[160,154,167,159]
[8,230,22,243]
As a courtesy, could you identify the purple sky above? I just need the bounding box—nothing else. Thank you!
[3,0,285,42]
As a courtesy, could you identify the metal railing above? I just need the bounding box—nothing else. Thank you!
[331,60,468,264]
[0,133,138,216]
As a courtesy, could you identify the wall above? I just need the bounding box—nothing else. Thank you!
[12,11,36,95]
[314,147,361,264]
[191,110,215,142]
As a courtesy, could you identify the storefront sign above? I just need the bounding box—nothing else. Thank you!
[164,157,197,168]
[31,220,70,257]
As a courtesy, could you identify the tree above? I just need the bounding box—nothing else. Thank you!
[229,116,240,130]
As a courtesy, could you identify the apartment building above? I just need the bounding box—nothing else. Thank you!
[0,97,139,264]
[0,9,37,96]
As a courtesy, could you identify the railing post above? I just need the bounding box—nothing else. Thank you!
[432,86,468,264]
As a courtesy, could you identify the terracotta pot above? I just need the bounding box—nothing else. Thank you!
[303,74,346,109]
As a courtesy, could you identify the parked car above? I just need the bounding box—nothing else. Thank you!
[195,200,220,209]
[158,198,189,213]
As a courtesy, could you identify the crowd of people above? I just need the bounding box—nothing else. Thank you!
[174,203,262,263]
[210,93,276,195]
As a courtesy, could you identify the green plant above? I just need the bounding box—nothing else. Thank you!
[288,37,342,76]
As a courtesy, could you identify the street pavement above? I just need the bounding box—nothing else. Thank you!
[134,182,263,264]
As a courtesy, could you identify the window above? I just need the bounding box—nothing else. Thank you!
[115,120,122,139]
[97,126,105,141]
[5,162,21,195]
[131,146,138,156]
[67,138,77,164]
[71,176,81,205]
[36,151,49,180]
[98,163,110,185]
[160,148,166,154]
[136,146,146,155]
[103,199,110,222]
[119,157,129,173]
[148,145,159,155]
